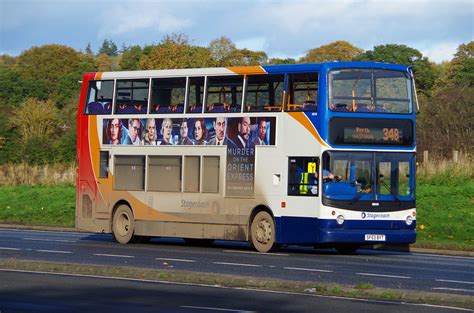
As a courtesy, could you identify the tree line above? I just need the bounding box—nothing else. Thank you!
[0,35,472,164]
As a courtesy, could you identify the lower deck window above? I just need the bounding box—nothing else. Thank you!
[114,156,145,190]
[288,157,319,196]
[202,156,220,193]
[148,156,182,192]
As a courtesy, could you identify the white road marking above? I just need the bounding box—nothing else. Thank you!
[284,267,333,273]
[36,249,72,254]
[180,305,253,312]
[1,269,472,312]
[435,279,474,285]
[94,253,134,258]
[22,237,76,243]
[432,287,474,293]
[155,257,195,263]
[0,247,21,251]
[356,273,411,279]
[213,262,261,268]
[223,250,289,256]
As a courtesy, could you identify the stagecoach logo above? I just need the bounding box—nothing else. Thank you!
[361,212,390,219]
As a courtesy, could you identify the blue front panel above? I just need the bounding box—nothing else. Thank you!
[275,216,416,245]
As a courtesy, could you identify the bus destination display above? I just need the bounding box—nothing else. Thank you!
[344,127,403,144]
[330,117,413,146]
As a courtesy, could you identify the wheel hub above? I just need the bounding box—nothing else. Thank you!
[256,219,272,244]
[117,213,130,236]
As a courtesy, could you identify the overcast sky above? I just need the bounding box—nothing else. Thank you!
[1,0,472,63]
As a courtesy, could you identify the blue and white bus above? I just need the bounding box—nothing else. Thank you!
[76,62,417,253]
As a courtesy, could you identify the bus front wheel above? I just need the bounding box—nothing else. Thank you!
[250,211,276,253]
[112,204,135,244]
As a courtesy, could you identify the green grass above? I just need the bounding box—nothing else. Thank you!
[0,176,472,251]
[0,185,75,227]
[415,176,474,250]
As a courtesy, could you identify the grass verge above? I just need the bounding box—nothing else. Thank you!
[0,259,472,310]
[0,185,75,227]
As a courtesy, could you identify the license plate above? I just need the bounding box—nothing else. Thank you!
[365,234,386,241]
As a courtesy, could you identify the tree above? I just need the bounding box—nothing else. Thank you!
[98,39,118,57]
[11,98,60,144]
[417,86,474,156]
[267,57,296,65]
[300,41,363,63]
[209,36,238,66]
[0,67,48,107]
[354,44,437,94]
[95,53,112,71]
[236,49,268,65]
[445,41,474,87]
[120,45,143,70]
[139,34,213,69]
[85,43,93,55]
[16,45,82,98]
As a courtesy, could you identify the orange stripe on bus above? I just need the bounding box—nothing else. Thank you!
[288,112,330,148]
[227,66,267,75]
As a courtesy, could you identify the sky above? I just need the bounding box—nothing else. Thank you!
[0,0,473,63]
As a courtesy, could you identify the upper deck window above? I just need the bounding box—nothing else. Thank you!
[186,77,205,113]
[85,80,114,115]
[244,74,284,112]
[205,76,243,113]
[151,77,186,114]
[286,73,318,112]
[329,69,412,114]
[115,79,149,114]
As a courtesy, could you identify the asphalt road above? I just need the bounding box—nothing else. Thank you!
[0,270,469,313]
[0,228,473,297]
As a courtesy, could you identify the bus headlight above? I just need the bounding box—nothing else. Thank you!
[405,216,413,226]
[336,215,345,225]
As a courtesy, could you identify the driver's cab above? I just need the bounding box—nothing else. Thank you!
[322,151,415,207]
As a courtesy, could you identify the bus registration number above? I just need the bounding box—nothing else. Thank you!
[365,234,386,241]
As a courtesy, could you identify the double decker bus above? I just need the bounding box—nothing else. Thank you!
[76,62,417,253]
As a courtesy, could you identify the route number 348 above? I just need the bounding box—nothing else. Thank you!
[383,128,400,142]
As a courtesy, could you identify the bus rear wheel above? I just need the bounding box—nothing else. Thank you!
[112,204,135,244]
[250,211,276,253]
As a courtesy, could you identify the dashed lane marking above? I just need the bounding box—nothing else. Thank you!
[22,237,77,243]
[0,247,21,251]
[93,253,134,258]
[356,272,411,279]
[36,250,72,254]
[435,279,474,285]
[432,287,474,293]
[155,257,195,263]
[213,262,262,268]
[284,267,333,273]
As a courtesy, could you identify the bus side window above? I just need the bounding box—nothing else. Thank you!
[99,151,109,178]
[115,79,149,114]
[151,77,186,114]
[288,157,319,196]
[206,76,243,113]
[85,80,114,115]
[286,73,318,112]
[244,74,284,112]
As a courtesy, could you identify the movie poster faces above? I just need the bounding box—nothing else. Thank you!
[103,117,276,147]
